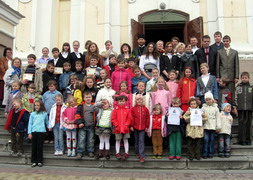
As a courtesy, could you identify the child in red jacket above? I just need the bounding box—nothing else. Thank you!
[112,95,132,160]
[131,94,150,163]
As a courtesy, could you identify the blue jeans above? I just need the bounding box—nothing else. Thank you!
[53,123,64,151]
[77,126,95,154]
[218,134,231,156]
[203,129,215,157]
[134,129,145,158]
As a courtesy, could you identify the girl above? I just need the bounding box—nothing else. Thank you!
[147,104,166,159]
[96,69,108,90]
[37,47,51,64]
[83,76,98,103]
[73,81,83,106]
[151,76,171,115]
[176,67,196,112]
[183,98,207,161]
[84,42,104,68]
[62,96,78,157]
[103,54,117,77]
[167,70,179,103]
[95,99,113,159]
[131,65,148,93]
[59,42,71,63]
[64,74,78,101]
[42,63,57,93]
[28,100,49,167]
[146,68,159,93]
[114,81,132,108]
[48,94,66,156]
[96,78,116,105]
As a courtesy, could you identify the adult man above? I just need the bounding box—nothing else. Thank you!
[132,34,147,59]
[101,40,118,65]
[195,35,217,76]
[171,36,180,53]
[211,31,224,51]
[190,37,199,54]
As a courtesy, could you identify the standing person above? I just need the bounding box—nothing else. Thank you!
[28,100,49,167]
[96,69,109,90]
[101,40,118,65]
[235,72,253,145]
[48,47,65,68]
[132,34,147,60]
[195,35,217,76]
[84,42,104,68]
[37,47,51,64]
[95,78,116,105]
[4,98,30,156]
[72,61,85,81]
[211,31,224,51]
[82,76,98,103]
[174,42,185,58]
[84,55,102,80]
[59,42,71,63]
[83,40,92,56]
[126,58,136,79]
[190,37,199,54]
[118,43,132,62]
[139,42,160,80]
[131,94,150,163]
[3,57,22,105]
[167,70,179,102]
[112,95,132,160]
[171,37,180,53]
[103,54,118,78]
[216,35,239,100]
[131,65,148,93]
[69,41,84,72]
[59,62,73,93]
[156,40,164,54]
[114,81,132,108]
[42,63,57,94]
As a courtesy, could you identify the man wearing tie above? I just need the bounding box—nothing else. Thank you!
[195,35,217,76]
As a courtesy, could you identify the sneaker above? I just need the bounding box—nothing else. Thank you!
[54,151,59,156]
[9,151,16,156]
[136,154,140,159]
[37,163,43,167]
[71,150,76,157]
[218,154,224,158]
[169,156,174,160]
[115,153,121,160]
[202,156,207,159]
[208,156,213,159]
[225,155,230,158]
[44,140,49,144]
[50,140,54,144]
[67,149,72,157]
[157,156,162,159]
[139,157,145,163]
[188,157,193,161]
[17,152,23,156]
[31,163,37,167]
[105,150,110,160]
[122,153,129,160]
[88,152,94,158]
[176,156,182,160]
[58,151,63,156]
[76,153,82,159]
[196,156,201,160]
[152,155,157,159]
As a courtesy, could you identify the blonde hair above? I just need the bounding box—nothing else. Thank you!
[152,103,163,114]
[172,97,181,104]
[175,42,185,52]
[152,76,169,92]
[67,95,76,104]
[200,63,209,68]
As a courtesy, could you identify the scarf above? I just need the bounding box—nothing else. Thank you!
[11,66,21,76]
[10,90,20,95]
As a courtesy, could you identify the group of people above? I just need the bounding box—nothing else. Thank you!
[0,31,252,168]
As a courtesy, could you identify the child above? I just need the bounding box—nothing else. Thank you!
[5,81,23,117]
[73,60,85,81]
[85,55,102,80]
[83,76,98,103]
[48,47,65,68]
[235,72,253,145]
[73,81,83,106]
[64,74,78,101]
[21,54,43,94]
[22,83,42,113]
[131,65,148,93]
[126,58,136,78]
[167,70,178,101]
[28,100,49,167]
[131,94,150,163]
[114,81,132,108]
[4,98,30,156]
[37,47,51,64]
[201,92,221,158]
[48,94,66,156]
[218,103,233,158]
[167,97,185,160]
[42,63,57,93]
[183,98,207,161]
[96,69,108,90]
[146,68,159,92]
[218,78,233,110]
[196,63,218,104]
[76,92,98,159]
[177,67,196,112]
[104,54,117,77]
[96,78,116,105]
[112,95,132,160]
[111,58,131,92]
[62,96,78,157]
[95,99,113,159]
[151,76,171,115]
[59,62,73,93]
[148,104,166,159]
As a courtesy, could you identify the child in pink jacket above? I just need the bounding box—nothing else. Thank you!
[113,81,132,108]
[111,58,132,92]
[167,70,178,106]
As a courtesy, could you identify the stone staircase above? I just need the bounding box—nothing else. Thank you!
[0,108,253,169]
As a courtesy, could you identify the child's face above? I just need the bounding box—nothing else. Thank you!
[117,62,125,69]
[157,79,165,88]
[134,69,141,77]
[185,69,192,78]
[56,96,63,105]
[28,87,35,94]
[53,51,59,58]
[69,100,76,107]
[84,95,92,104]
[102,100,110,110]
[241,75,250,84]
[13,60,21,68]
[118,99,126,106]
[205,98,213,106]
[153,109,161,115]
[76,64,83,72]
[224,105,231,113]
[136,98,143,106]
[172,102,180,107]
[34,102,40,111]
[86,79,94,88]
[48,85,56,92]
[63,65,71,72]
[71,78,77,85]
[42,48,49,56]
[109,57,116,64]
[12,83,20,91]
[219,80,226,87]
[190,101,198,108]
[90,58,98,66]
[63,45,70,52]
[200,66,209,74]
[152,70,159,79]
[137,83,145,92]
[120,83,127,92]
[169,72,177,81]
[27,58,35,65]
[13,101,21,109]
[128,61,135,68]
[47,66,55,73]
[105,79,112,88]
[100,70,107,79]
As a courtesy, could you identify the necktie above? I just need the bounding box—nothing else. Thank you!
[205,48,209,64]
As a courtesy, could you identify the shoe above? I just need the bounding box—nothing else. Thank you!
[157,156,162,159]
[189,157,193,161]
[209,156,213,159]
[246,142,252,145]
[136,154,140,159]
[54,151,59,156]
[240,142,246,146]
[50,141,54,144]
[88,152,94,158]
[44,140,49,144]
[105,150,110,160]
[225,155,230,158]
[31,163,37,167]
[96,150,103,159]
[71,149,76,157]
[76,153,82,159]
[176,156,182,160]
[37,163,43,167]
[218,154,224,158]
[9,151,16,156]
[152,155,157,159]
[17,152,23,156]
[139,157,145,163]
[202,156,207,159]
[122,153,129,160]
[196,157,201,160]
[67,149,72,157]
[168,156,174,160]
[58,151,63,156]
[115,153,121,160]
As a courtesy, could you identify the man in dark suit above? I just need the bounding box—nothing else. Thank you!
[195,35,217,76]
[211,31,224,52]
[216,35,239,100]
[132,34,147,59]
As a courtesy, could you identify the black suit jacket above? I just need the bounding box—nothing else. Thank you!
[210,43,224,52]
[195,47,217,76]
[48,59,65,68]
[69,52,84,72]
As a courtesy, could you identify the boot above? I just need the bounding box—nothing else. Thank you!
[67,149,71,157]
[96,150,103,159]
[105,150,110,160]
[71,149,76,157]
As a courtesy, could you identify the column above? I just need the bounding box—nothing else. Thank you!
[109,0,120,53]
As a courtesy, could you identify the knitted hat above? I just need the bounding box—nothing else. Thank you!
[138,34,146,39]
[222,103,231,111]
[204,92,214,100]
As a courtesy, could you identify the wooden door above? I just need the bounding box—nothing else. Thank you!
[184,16,203,48]
[131,19,144,49]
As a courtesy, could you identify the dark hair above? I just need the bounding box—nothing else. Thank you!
[82,76,95,91]
[116,81,131,94]
[88,42,99,54]
[171,37,180,42]
[52,47,59,53]
[63,61,71,67]
[85,40,92,47]
[241,71,250,78]
[46,63,54,69]
[220,77,230,85]
[133,65,141,71]
[75,60,83,66]
[202,35,210,40]
[117,58,126,64]
[116,95,128,101]
[120,43,131,55]
[27,54,36,60]
[90,55,98,60]
[109,54,116,60]
[83,91,92,97]
[127,57,136,63]
[164,41,173,54]
[145,42,160,59]
[75,81,83,90]
[105,40,112,45]
[188,97,198,107]
[183,66,194,78]
[214,31,222,37]
[223,35,231,41]
[3,47,12,57]
[34,100,46,113]
[28,83,36,89]
[62,42,71,53]
[47,80,58,88]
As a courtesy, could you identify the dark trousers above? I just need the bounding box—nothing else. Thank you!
[134,129,145,158]
[203,130,215,157]
[238,110,252,144]
[187,137,202,158]
[218,134,231,156]
[11,129,24,153]
[31,132,45,164]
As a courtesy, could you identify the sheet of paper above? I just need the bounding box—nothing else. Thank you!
[38,63,47,69]
[167,107,180,125]
[87,68,96,75]
[54,67,63,74]
[190,109,203,126]
[23,73,34,81]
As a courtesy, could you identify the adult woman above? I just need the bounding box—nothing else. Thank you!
[84,42,104,68]
[117,43,132,61]
[3,57,22,105]
[156,40,164,54]
[59,42,71,63]
[139,42,160,80]
[69,41,84,71]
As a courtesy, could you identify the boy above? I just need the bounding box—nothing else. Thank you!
[64,74,78,101]
[76,92,98,159]
[85,55,102,80]
[126,58,136,78]
[73,60,85,81]
[104,54,117,77]
[48,47,65,67]
[21,54,43,94]
[59,62,73,93]
[235,72,253,145]
[218,78,233,110]
[146,68,159,92]
[42,63,57,94]
[131,65,148,93]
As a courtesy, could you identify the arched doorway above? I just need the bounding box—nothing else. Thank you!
[131,9,203,48]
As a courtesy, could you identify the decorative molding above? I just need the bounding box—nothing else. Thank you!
[128,0,136,4]
[192,0,200,3]
[19,0,32,3]
[0,29,15,39]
